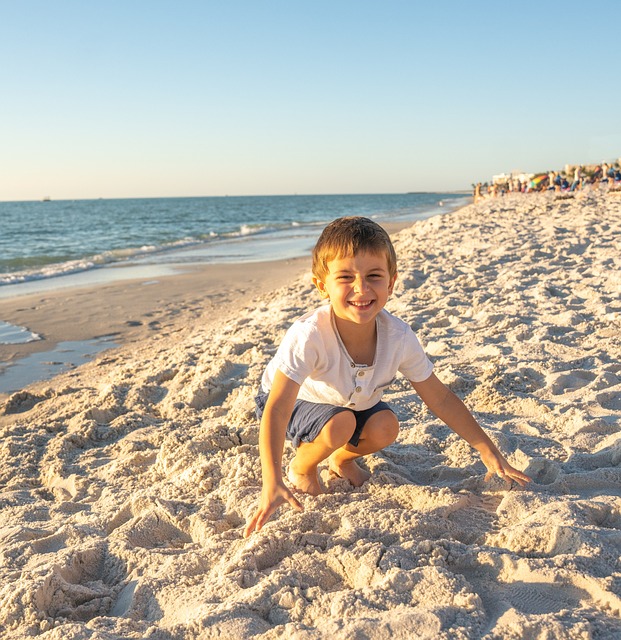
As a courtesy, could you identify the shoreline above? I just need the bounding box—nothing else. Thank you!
[0,194,469,291]
[0,257,310,397]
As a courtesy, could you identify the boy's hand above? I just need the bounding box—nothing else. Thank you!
[243,481,303,537]
[480,448,531,487]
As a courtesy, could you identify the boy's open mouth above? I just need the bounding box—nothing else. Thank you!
[348,300,374,309]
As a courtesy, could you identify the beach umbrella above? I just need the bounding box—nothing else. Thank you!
[530,174,548,189]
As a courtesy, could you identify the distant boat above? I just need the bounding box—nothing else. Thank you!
[42,196,51,202]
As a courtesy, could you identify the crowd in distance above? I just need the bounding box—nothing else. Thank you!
[474,159,621,201]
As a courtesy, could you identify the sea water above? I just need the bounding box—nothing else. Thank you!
[0,337,119,395]
[0,193,469,288]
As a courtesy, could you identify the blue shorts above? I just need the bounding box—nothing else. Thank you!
[255,393,395,448]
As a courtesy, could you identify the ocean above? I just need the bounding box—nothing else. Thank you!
[0,193,469,288]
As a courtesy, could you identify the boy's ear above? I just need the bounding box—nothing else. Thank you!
[312,276,330,298]
[388,272,397,295]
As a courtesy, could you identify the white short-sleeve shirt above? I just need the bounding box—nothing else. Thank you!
[261,304,433,410]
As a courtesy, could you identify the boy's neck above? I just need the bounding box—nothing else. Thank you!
[332,312,377,366]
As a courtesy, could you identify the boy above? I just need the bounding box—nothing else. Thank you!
[244,217,530,537]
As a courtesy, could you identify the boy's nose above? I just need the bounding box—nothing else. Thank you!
[353,277,368,293]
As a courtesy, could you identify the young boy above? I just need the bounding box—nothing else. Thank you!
[244,217,530,537]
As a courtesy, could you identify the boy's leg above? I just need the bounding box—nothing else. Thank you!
[289,411,357,495]
[329,410,399,487]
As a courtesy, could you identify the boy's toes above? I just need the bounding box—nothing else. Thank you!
[327,464,342,479]
[328,459,370,487]
[287,463,324,496]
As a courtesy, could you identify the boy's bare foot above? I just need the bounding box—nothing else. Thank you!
[328,458,371,487]
[287,463,324,496]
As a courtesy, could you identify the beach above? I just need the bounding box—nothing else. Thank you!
[0,257,311,387]
[0,189,620,638]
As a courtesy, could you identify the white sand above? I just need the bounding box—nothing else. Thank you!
[0,190,620,639]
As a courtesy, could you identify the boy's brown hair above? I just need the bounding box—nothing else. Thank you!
[312,216,398,279]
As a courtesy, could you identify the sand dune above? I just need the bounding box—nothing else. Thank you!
[1,190,620,639]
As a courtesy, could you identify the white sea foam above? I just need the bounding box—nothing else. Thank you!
[0,240,203,286]
[237,224,267,236]
[0,320,41,344]
[0,259,98,286]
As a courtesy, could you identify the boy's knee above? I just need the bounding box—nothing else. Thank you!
[322,411,356,449]
[367,411,399,446]
[382,413,400,443]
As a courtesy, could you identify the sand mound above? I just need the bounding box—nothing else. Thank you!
[1,190,620,638]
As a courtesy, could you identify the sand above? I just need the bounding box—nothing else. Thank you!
[0,190,620,639]
[0,257,311,372]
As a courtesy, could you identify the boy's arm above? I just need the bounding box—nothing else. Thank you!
[410,373,531,486]
[244,370,303,537]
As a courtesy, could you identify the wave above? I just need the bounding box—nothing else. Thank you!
[236,224,267,236]
[0,320,41,344]
[0,221,312,286]
[0,196,470,288]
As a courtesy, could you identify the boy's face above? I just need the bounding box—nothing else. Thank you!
[313,250,396,327]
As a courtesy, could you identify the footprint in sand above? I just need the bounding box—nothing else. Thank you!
[496,580,590,616]
[186,361,248,409]
[461,561,621,635]
[548,370,596,395]
[446,492,504,545]
[107,498,193,549]
[28,543,127,625]
[596,388,621,411]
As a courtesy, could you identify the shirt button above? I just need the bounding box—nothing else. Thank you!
[357,371,365,377]
[350,363,355,368]
[355,386,362,393]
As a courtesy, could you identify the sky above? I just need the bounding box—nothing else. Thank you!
[1,1,619,201]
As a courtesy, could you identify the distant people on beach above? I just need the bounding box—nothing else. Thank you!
[601,163,610,185]
[570,166,582,192]
[473,158,621,200]
[474,182,483,203]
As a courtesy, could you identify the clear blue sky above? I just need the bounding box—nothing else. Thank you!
[1,1,619,200]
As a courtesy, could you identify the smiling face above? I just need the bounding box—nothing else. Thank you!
[313,250,397,327]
